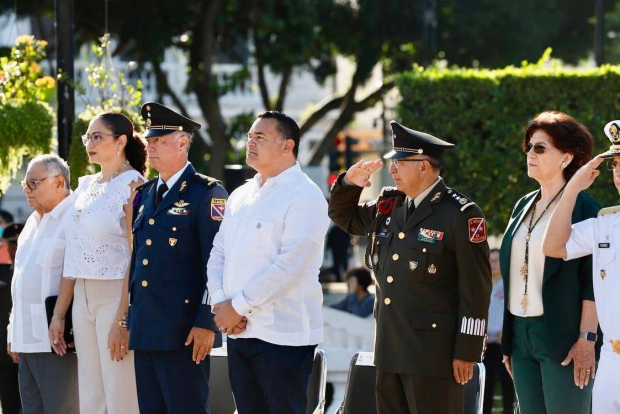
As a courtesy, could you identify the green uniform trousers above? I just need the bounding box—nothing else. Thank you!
[511,316,593,414]
[376,369,463,414]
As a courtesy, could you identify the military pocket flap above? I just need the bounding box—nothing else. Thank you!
[412,311,456,332]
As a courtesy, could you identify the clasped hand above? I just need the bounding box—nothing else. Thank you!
[213,300,248,335]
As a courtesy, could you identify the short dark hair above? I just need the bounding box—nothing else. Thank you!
[0,209,14,224]
[257,111,300,158]
[346,267,373,291]
[523,111,593,181]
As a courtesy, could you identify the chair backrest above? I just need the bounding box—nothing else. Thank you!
[306,348,327,414]
[463,362,486,414]
[339,352,377,414]
[207,345,237,414]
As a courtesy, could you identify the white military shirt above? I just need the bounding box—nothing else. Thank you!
[565,208,620,341]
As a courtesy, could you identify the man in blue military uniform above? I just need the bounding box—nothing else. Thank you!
[329,121,491,414]
[129,102,229,414]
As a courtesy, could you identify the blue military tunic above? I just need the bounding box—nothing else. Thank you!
[129,164,227,351]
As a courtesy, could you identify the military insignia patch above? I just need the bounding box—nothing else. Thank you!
[409,261,418,271]
[430,192,441,202]
[146,118,152,127]
[418,228,444,243]
[373,254,379,265]
[175,200,190,208]
[385,217,391,225]
[169,238,177,247]
[179,181,187,192]
[211,198,226,221]
[468,218,487,243]
[427,264,437,274]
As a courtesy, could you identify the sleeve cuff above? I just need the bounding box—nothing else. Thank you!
[231,293,254,317]
[208,290,227,307]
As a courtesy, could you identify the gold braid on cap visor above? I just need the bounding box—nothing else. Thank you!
[393,147,423,154]
[147,125,184,131]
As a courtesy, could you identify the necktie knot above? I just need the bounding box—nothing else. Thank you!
[155,183,168,207]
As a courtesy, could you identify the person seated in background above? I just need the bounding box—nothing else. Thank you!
[330,267,375,318]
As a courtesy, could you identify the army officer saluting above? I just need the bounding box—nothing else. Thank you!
[329,121,492,414]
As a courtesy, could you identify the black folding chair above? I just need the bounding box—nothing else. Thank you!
[306,348,328,414]
[463,362,486,414]
[337,352,377,414]
[207,346,237,414]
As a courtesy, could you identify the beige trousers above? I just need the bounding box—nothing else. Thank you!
[73,278,139,414]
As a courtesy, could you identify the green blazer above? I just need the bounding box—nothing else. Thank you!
[500,190,602,362]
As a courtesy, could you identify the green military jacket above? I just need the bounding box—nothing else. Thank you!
[329,176,492,377]
[500,190,602,362]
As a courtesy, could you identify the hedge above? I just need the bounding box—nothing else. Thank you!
[395,59,620,235]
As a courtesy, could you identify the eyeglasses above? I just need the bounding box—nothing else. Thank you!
[390,158,431,167]
[20,175,58,191]
[607,160,619,171]
[524,143,547,154]
[81,132,120,146]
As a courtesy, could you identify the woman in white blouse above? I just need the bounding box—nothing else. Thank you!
[50,112,145,414]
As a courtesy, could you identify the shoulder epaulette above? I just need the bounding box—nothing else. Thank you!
[379,186,404,198]
[445,188,477,212]
[134,178,156,193]
[598,205,620,216]
[192,173,221,187]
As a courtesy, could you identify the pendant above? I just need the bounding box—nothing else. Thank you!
[525,234,530,242]
[601,269,607,280]
[520,263,527,281]
[520,294,528,313]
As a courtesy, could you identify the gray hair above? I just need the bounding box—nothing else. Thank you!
[173,131,193,153]
[28,154,71,191]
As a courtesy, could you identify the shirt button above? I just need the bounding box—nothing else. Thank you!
[141,280,148,287]
[392,254,399,261]
[149,219,155,225]
[422,248,427,253]
[432,323,437,328]
[384,298,391,305]
[142,259,149,266]
[398,232,405,239]
[387,276,394,283]
[146,239,152,246]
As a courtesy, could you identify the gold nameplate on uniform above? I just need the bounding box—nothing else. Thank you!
[169,238,177,247]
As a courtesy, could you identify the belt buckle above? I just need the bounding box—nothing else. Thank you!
[612,339,620,355]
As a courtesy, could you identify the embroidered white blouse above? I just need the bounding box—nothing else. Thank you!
[64,170,144,280]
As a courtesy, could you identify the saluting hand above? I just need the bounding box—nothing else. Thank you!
[566,156,604,193]
[452,359,474,385]
[185,327,216,364]
[344,159,383,188]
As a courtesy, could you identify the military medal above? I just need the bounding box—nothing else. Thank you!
[428,264,437,274]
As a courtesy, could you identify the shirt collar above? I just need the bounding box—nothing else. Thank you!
[253,162,301,188]
[158,161,190,190]
[410,176,442,208]
[47,192,74,219]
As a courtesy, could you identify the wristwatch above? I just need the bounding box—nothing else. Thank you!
[117,320,128,329]
[579,331,598,342]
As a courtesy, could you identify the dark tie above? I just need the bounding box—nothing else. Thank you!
[407,199,416,219]
[155,183,168,208]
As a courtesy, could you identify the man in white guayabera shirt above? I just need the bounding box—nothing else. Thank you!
[7,154,79,414]
[207,111,330,414]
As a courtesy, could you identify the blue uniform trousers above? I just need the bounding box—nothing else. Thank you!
[227,338,315,414]
[134,348,211,414]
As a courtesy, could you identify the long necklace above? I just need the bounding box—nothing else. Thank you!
[96,159,130,184]
[519,184,566,313]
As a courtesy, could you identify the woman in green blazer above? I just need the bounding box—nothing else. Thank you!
[500,111,602,414]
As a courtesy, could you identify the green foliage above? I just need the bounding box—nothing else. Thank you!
[68,34,145,187]
[396,54,620,234]
[0,35,55,194]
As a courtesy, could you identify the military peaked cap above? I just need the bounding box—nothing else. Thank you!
[384,121,455,160]
[599,120,620,159]
[141,102,201,138]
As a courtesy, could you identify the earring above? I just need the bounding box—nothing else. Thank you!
[561,161,565,169]
[117,149,120,156]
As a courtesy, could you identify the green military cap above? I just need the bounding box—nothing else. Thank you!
[383,121,455,160]
[140,102,201,138]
